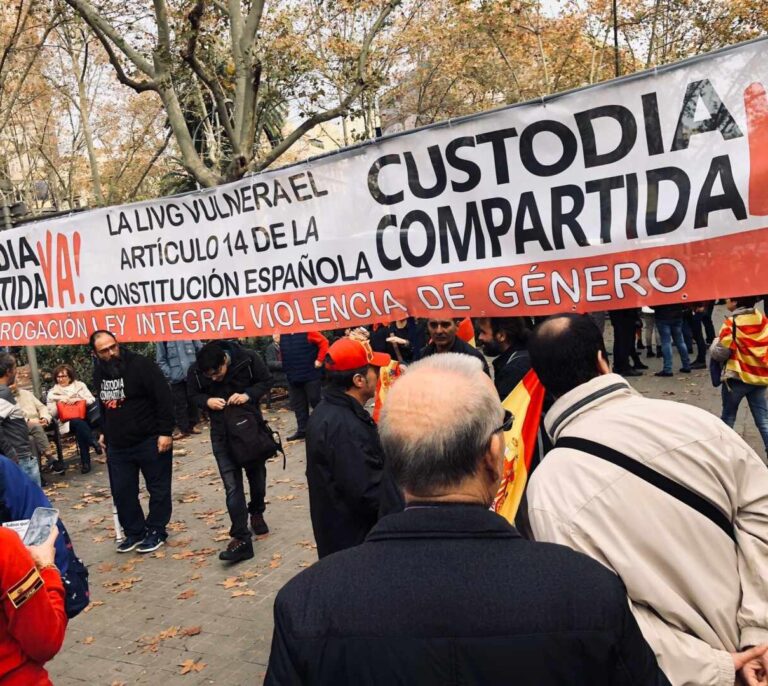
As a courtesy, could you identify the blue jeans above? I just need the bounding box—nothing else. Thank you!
[656,319,691,373]
[721,379,768,454]
[18,455,41,486]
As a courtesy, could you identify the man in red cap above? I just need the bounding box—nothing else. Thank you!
[305,337,403,558]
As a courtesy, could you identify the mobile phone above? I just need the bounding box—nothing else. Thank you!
[22,507,59,546]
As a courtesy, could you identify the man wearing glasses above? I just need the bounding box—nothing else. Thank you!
[91,330,175,554]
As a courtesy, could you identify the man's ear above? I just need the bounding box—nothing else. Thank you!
[597,350,611,375]
[483,433,505,484]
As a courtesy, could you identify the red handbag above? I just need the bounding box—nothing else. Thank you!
[57,400,87,421]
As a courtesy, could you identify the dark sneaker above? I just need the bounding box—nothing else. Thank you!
[655,371,673,377]
[633,361,649,370]
[81,463,91,474]
[286,432,305,442]
[250,513,269,536]
[117,534,144,553]
[680,367,692,373]
[136,531,165,554]
[646,348,656,358]
[50,461,66,475]
[219,537,254,563]
[690,361,707,370]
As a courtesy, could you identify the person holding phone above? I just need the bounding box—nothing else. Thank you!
[0,524,67,685]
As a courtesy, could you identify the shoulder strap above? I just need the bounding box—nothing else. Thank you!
[556,436,735,543]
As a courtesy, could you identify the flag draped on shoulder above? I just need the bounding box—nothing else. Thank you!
[493,369,546,523]
[720,311,768,385]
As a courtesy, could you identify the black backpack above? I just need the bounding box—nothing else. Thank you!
[222,404,285,468]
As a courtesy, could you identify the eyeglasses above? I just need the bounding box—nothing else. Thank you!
[56,374,69,379]
[495,410,514,434]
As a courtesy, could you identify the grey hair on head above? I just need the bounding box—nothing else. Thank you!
[379,352,503,496]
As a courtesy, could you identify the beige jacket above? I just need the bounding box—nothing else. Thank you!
[526,374,768,686]
[46,380,95,417]
[13,388,51,423]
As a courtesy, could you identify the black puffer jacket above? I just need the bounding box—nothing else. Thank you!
[305,387,403,558]
[187,341,271,439]
[265,504,671,686]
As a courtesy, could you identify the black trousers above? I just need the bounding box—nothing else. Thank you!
[609,310,637,372]
[171,381,199,433]
[288,378,322,433]
[108,436,173,539]
[212,435,266,541]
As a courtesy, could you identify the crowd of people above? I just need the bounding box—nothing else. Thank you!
[0,298,767,685]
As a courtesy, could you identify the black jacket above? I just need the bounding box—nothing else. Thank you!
[93,348,174,449]
[187,341,272,439]
[371,318,426,364]
[418,336,490,375]
[492,346,531,399]
[305,387,403,558]
[265,504,670,686]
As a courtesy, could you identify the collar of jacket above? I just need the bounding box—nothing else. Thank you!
[492,345,527,370]
[322,386,374,425]
[366,503,520,542]
[545,373,635,442]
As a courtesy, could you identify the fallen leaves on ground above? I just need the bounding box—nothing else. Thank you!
[103,576,142,593]
[269,553,282,569]
[177,491,201,503]
[231,589,256,598]
[97,562,115,573]
[277,494,297,501]
[219,577,243,589]
[180,626,202,637]
[167,537,192,548]
[177,588,197,600]
[82,600,104,613]
[83,636,95,644]
[179,659,206,675]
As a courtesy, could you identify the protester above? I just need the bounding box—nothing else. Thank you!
[710,295,768,461]
[266,353,671,685]
[91,331,175,554]
[418,318,489,374]
[305,337,402,558]
[525,313,768,686]
[279,332,329,441]
[684,305,707,370]
[156,340,203,439]
[0,353,41,486]
[0,525,67,685]
[653,303,692,377]
[47,364,101,474]
[10,383,56,467]
[371,317,426,364]
[188,341,272,563]
[476,317,533,398]
[640,307,659,357]
[0,454,89,618]
[609,308,643,376]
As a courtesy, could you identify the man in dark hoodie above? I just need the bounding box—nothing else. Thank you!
[91,331,175,554]
[188,340,272,563]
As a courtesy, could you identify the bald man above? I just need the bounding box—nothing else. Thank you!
[266,352,669,686]
[526,313,768,686]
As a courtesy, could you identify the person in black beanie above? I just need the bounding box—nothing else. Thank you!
[91,330,174,555]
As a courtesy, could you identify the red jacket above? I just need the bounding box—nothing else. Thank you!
[0,527,67,685]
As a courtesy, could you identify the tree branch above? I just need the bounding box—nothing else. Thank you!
[63,0,156,76]
[89,23,156,92]
[130,129,172,200]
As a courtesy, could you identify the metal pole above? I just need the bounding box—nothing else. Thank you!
[0,190,43,397]
[613,0,620,78]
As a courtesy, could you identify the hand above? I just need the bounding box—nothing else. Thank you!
[63,398,75,405]
[207,397,226,411]
[314,360,323,368]
[733,645,768,686]
[227,393,249,406]
[386,335,408,346]
[27,525,58,569]
[157,435,173,453]
[40,417,49,427]
[27,418,40,426]
[98,434,106,452]
[348,327,370,342]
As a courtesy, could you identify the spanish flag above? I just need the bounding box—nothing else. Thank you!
[456,317,476,346]
[493,369,546,523]
[373,361,404,423]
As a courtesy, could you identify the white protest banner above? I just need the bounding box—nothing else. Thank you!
[2,38,768,344]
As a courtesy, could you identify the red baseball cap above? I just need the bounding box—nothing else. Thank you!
[325,338,391,372]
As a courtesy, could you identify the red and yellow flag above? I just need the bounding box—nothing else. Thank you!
[457,317,476,346]
[493,369,546,523]
[373,361,404,423]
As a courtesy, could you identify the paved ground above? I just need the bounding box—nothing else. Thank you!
[45,322,766,685]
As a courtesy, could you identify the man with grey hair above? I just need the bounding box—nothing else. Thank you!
[265,353,670,685]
